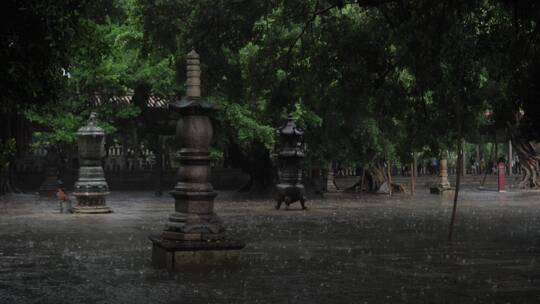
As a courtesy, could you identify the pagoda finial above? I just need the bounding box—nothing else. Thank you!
[186,49,201,99]
[88,112,98,126]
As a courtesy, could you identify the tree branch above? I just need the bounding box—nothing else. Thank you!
[284,3,341,69]
[356,0,398,7]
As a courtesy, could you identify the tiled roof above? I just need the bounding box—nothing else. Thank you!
[90,95,172,108]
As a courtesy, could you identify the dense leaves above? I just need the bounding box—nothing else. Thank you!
[3,0,540,190]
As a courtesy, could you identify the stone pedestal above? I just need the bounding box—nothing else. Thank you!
[72,172,111,213]
[72,113,112,214]
[151,50,244,269]
[430,158,453,194]
[149,236,244,271]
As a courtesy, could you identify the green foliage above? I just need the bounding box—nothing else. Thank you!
[23,0,177,147]
[23,97,141,147]
[209,147,224,162]
[24,107,83,144]
[68,1,180,97]
[217,99,275,151]
[10,0,540,178]
[138,0,494,169]
[290,101,322,130]
[0,139,17,168]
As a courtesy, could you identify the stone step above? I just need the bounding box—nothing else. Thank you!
[334,175,522,189]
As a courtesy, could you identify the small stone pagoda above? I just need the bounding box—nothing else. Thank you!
[150,50,244,270]
[72,113,112,213]
[275,115,307,210]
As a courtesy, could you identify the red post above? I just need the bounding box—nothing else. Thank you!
[498,162,506,192]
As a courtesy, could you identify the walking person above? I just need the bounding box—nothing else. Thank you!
[56,181,72,213]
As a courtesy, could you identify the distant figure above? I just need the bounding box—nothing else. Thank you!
[402,165,410,176]
[56,187,66,201]
[480,157,485,174]
[492,161,498,175]
[430,158,438,175]
[56,187,71,213]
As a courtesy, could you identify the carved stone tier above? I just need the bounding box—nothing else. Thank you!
[162,110,224,241]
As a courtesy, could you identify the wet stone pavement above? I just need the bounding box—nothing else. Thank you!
[1,189,540,303]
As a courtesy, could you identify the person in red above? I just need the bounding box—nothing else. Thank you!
[56,182,71,212]
[497,157,506,192]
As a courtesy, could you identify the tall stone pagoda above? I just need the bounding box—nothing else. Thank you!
[150,50,244,270]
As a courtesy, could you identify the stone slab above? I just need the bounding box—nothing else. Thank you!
[70,206,113,214]
[149,235,245,271]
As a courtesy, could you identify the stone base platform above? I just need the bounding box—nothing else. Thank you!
[149,236,245,271]
[70,206,113,214]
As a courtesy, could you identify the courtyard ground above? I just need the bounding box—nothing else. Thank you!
[0,188,539,303]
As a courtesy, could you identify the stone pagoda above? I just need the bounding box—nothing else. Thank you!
[150,50,244,270]
[72,113,112,213]
[275,115,307,210]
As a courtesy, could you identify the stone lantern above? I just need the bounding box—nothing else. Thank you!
[72,113,112,213]
[275,115,307,210]
[150,50,244,270]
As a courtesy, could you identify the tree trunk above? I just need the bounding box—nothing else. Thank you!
[387,160,392,196]
[480,144,495,188]
[514,143,540,188]
[411,159,416,195]
[226,141,274,193]
[359,168,365,193]
[344,167,364,192]
[365,163,388,192]
[448,139,463,241]
[0,164,10,194]
[0,111,20,194]
[240,155,274,192]
[508,123,540,189]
